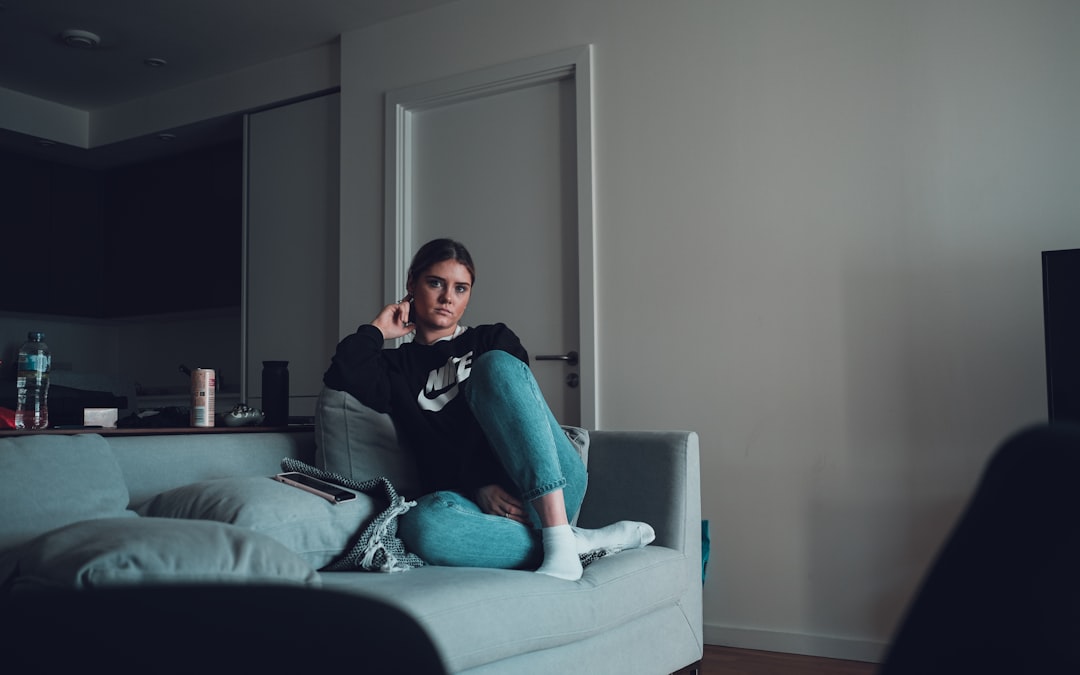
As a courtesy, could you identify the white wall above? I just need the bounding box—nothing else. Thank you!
[337,0,1080,661]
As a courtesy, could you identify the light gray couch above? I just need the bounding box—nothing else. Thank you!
[0,426,702,674]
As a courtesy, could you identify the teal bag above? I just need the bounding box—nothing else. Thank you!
[701,519,711,584]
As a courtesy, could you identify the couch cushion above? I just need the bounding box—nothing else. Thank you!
[1,517,320,591]
[0,433,133,553]
[137,476,379,569]
[318,546,687,672]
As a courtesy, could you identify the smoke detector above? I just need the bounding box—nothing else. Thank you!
[60,29,101,49]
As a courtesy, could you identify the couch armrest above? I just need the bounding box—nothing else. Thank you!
[577,430,701,556]
[578,430,704,654]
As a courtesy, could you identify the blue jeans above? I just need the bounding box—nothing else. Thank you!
[397,350,588,568]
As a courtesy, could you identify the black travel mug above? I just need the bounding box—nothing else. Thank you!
[261,360,289,426]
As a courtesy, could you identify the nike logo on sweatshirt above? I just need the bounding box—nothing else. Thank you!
[417,351,474,412]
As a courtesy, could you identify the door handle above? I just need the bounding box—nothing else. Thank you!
[535,350,578,366]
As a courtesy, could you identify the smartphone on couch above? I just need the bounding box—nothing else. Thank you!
[274,472,357,504]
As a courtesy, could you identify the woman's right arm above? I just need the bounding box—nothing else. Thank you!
[324,299,412,411]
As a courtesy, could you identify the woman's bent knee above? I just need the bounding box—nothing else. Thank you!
[470,350,528,387]
[398,491,541,568]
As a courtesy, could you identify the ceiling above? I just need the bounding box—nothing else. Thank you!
[0,0,460,167]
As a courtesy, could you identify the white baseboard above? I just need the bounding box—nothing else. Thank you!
[704,623,887,664]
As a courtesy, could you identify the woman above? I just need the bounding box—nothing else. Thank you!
[323,238,654,580]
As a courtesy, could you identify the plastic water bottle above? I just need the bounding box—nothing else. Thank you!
[15,331,51,430]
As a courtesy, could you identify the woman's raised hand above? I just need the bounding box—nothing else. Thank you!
[371,295,415,341]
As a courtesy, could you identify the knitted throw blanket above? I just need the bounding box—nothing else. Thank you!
[280,458,425,573]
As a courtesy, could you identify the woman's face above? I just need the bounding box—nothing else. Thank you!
[407,259,473,337]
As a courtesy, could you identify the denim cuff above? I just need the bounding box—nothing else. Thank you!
[520,477,567,503]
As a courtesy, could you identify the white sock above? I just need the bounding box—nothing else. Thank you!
[535,524,583,581]
[572,521,656,556]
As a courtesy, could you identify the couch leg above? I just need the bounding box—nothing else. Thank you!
[671,659,702,675]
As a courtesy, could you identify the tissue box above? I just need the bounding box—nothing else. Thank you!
[83,408,118,428]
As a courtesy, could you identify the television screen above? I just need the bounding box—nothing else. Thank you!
[1042,248,1080,423]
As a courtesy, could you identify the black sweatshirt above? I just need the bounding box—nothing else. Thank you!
[323,323,529,495]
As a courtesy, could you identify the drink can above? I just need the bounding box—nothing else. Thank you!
[190,368,216,427]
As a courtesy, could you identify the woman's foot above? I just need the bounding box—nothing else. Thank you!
[535,521,656,581]
[572,521,655,556]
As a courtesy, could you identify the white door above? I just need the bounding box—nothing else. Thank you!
[385,48,596,427]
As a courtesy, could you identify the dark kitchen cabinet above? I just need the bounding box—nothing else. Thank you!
[103,142,241,316]
[49,164,106,317]
[0,142,240,318]
[0,155,105,317]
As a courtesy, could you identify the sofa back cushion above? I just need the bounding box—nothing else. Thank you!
[314,387,423,498]
[109,430,317,508]
[0,434,133,553]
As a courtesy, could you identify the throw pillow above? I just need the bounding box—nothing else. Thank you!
[562,425,590,468]
[2,517,320,591]
[314,386,423,498]
[138,476,378,569]
[0,434,134,554]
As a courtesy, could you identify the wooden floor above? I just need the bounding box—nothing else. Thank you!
[678,645,879,675]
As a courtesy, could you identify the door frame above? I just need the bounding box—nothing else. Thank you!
[383,45,598,428]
